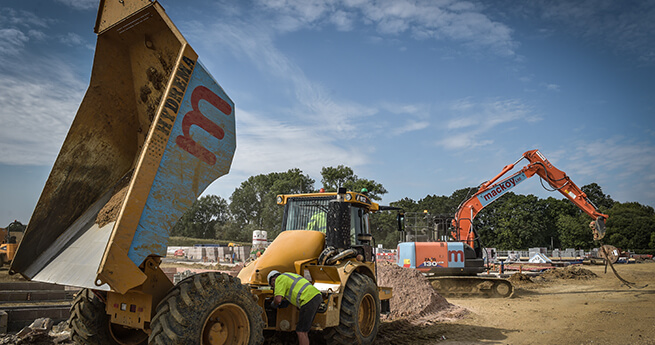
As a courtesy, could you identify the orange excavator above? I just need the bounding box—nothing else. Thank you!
[397,149,608,297]
[453,149,608,254]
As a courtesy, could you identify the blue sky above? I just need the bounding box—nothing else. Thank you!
[1,0,654,227]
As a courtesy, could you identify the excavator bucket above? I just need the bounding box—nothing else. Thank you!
[10,0,235,294]
[593,217,607,240]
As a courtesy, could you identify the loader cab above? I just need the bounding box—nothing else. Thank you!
[277,189,377,246]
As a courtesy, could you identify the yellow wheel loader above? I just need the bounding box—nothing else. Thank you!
[237,189,394,344]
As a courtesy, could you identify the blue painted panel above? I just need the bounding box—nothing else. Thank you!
[128,60,236,265]
[396,242,416,269]
[446,242,466,268]
[477,172,527,207]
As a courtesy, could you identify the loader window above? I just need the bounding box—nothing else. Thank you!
[351,207,370,245]
[282,196,334,232]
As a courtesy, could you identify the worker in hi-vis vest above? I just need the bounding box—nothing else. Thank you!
[268,270,322,345]
[306,211,326,232]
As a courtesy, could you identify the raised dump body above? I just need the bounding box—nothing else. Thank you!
[10,0,236,295]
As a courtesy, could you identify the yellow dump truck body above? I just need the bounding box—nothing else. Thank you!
[11,1,236,295]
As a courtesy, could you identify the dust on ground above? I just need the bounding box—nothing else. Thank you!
[449,262,655,345]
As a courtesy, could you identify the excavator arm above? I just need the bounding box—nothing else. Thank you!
[452,149,608,248]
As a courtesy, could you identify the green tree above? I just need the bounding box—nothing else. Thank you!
[320,165,355,191]
[230,169,315,238]
[481,193,551,249]
[320,165,388,200]
[605,202,655,249]
[539,197,579,249]
[649,232,655,249]
[582,183,615,210]
[172,195,230,239]
[556,214,595,248]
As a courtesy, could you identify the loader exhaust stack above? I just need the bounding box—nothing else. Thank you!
[11,0,236,295]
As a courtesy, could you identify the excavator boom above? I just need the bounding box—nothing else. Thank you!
[452,149,608,247]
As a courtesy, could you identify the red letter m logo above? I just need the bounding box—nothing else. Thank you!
[448,250,464,263]
[175,86,232,165]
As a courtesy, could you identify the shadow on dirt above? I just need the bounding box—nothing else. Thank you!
[262,321,514,345]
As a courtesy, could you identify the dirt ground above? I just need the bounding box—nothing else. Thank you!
[2,262,654,345]
[387,262,655,345]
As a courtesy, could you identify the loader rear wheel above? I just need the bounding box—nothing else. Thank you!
[69,289,147,345]
[324,272,379,345]
[149,272,264,345]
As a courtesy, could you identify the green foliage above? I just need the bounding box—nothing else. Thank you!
[604,202,655,250]
[169,169,653,252]
[320,165,387,201]
[172,195,230,239]
[582,183,615,210]
[556,214,595,249]
[229,169,315,238]
[370,211,402,248]
[320,165,355,191]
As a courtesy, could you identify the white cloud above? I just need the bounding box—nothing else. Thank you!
[229,108,370,180]
[55,0,97,11]
[535,0,655,63]
[251,0,518,57]
[559,136,655,204]
[545,83,560,92]
[0,8,54,56]
[59,32,84,46]
[186,19,378,139]
[0,57,85,165]
[0,8,51,29]
[331,10,356,31]
[0,28,29,55]
[393,120,430,136]
[437,99,537,150]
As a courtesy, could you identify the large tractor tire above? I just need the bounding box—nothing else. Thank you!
[149,272,264,345]
[324,272,380,345]
[69,289,147,345]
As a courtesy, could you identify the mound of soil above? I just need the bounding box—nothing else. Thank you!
[508,273,534,287]
[376,261,453,320]
[541,265,598,280]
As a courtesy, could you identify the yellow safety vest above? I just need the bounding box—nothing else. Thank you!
[274,273,321,308]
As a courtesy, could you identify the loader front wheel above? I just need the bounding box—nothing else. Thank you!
[324,272,380,345]
[69,289,147,345]
[149,272,264,345]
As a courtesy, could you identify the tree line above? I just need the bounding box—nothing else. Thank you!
[171,166,655,253]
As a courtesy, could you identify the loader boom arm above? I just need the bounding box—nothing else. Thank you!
[452,149,608,247]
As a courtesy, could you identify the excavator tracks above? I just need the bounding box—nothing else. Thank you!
[426,276,514,298]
